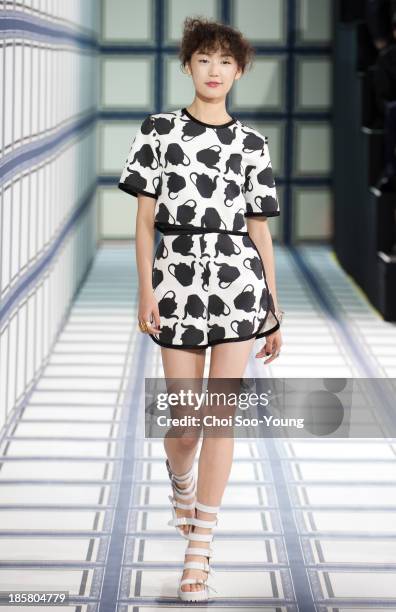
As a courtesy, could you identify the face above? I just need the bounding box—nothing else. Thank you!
[185,47,242,98]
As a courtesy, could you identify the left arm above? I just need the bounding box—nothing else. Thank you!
[246,216,279,313]
[247,215,282,364]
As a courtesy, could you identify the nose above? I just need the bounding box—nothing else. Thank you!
[209,63,220,76]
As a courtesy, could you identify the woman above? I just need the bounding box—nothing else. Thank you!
[118,16,284,602]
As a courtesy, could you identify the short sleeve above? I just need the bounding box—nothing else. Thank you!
[243,137,280,217]
[118,114,161,199]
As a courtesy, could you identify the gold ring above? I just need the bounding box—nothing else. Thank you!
[138,320,148,333]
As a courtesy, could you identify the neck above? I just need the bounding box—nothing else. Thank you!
[186,99,232,124]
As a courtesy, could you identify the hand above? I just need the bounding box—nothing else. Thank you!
[138,289,161,334]
[255,329,282,365]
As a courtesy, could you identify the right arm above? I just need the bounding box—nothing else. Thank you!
[136,194,161,334]
[117,113,161,334]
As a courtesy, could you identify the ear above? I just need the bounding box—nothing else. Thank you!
[234,67,243,81]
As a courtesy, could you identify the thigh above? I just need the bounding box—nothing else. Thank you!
[161,347,206,433]
[161,346,206,379]
[209,337,255,378]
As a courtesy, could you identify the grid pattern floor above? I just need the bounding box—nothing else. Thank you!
[0,243,395,612]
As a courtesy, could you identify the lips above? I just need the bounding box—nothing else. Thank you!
[206,82,221,87]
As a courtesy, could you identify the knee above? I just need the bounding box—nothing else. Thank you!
[176,435,199,450]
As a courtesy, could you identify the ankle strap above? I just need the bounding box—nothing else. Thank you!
[184,531,213,543]
[185,546,213,557]
[195,500,220,514]
[172,477,195,496]
[166,459,194,482]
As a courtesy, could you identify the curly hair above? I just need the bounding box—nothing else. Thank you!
[179,16,255,75]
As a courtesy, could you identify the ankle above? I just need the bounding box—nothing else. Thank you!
[195,508,217,520]
[192,506,218,530]
[166,458,193,480]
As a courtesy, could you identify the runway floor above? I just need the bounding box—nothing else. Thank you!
[0,242,395,611]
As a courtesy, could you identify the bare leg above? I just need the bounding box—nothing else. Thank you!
[182,337,256,593]
[162,346,206,534]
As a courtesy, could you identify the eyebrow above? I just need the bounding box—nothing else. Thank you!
[197,52,232,57]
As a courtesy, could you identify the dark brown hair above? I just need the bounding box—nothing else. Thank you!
[179,16,255,75]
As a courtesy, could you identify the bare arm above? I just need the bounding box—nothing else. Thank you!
[247,215,282,364]
[136,194,156,293]
[135,194,161,333]
[246,216,279,313]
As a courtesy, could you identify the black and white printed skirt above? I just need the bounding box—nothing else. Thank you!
[149,225,280,349]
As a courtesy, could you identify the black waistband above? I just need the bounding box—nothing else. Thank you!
[154,222,248,236]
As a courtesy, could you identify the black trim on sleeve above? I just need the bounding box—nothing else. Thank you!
[244,211,280,217]
[118,182,157,199]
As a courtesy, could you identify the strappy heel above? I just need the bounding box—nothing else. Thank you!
[176,500,219,602]
[165,458,196,536]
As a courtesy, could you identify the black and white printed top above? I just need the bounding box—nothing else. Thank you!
[118,107,280,233]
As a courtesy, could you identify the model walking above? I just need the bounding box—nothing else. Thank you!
[119,16,284,602]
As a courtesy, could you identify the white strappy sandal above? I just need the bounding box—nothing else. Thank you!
[165,458,196,537]
[169,499,219,602]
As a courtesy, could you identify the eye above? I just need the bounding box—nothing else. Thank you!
[198,59,231,64]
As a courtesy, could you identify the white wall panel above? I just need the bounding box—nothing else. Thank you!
[294,187,332,239]
[102,57,154,109]
[233,57,285,110]
[297,0,332,44]
[166,0,219,43]
[0,0,99,433]
[296,58,332,110]
[100,188,135,239]
[102,0,154,43]
[295,123,331,175]
[233,0,285,44]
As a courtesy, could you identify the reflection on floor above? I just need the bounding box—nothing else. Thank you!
[0,243,395,611]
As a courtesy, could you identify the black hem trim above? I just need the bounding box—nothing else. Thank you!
[146,299,281,350]
[244,211,280,217]
[147,320,280,350]
[118,182,157,199]
[181,107,237,129]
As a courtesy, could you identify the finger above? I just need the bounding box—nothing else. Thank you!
[263,349,281,365]
[256,338,275,358]
[255,345,267,357]
[264,345,273,357]
[139,313,159,334]
[154,310,161,329]
[153,308,161,332]
[146,313,161,334]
